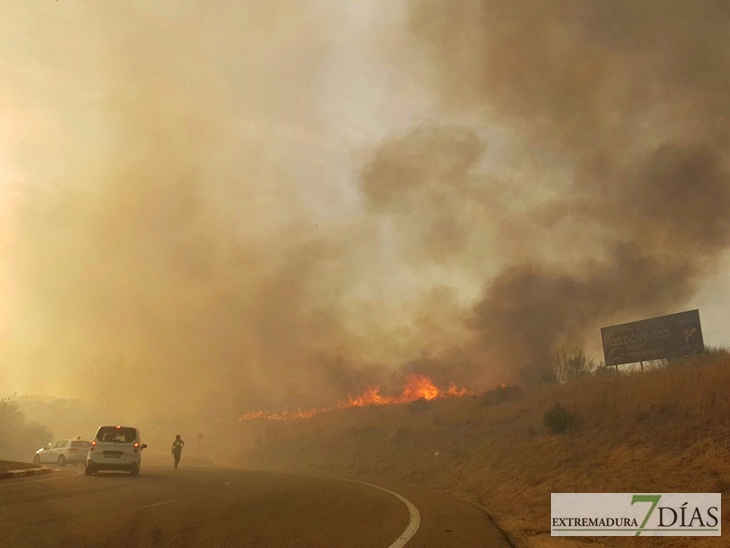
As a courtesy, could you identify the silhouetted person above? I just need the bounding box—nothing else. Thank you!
[171,434,185,470]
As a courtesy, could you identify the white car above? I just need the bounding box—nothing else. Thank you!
[33,439,91,466]
[85,425,147,476]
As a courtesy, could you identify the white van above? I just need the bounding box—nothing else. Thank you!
[85,425,147,476]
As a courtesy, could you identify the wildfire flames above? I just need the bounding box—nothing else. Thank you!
[239,373,479,421]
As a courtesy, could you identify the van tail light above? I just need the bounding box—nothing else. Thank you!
[134,442,139,453]
[90,441,96,451]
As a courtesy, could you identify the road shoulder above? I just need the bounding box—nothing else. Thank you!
[0,460,53,480]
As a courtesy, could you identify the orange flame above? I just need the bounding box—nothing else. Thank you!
[238,373,479,421]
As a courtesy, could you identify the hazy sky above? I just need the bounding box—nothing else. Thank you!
[2,1,729,417]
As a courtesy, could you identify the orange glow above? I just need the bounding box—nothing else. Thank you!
[337,373,443,409]
[238,373,479,421]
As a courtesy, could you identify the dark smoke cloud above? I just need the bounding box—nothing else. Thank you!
[409,1,730,150]
[359,126,488,264]
[3,2,730,422]
[359,0,730,381]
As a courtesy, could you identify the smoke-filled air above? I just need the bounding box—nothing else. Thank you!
[2,1,730,424]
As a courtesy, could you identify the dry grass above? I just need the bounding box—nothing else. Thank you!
[227,354,730,547]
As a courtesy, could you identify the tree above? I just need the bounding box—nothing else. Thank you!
[553,348,595,383]
[0,398,53,461]
[0,398,23,449]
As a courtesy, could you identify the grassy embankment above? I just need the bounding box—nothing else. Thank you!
[233,353,730,547]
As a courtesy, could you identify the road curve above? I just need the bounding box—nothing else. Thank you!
[0,466,509,547]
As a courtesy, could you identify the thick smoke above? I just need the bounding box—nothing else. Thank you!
[1,3,400,418]
[2,2,730,423]
[375,0,730,381]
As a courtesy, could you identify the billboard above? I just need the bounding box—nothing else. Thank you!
[601,309,704,367]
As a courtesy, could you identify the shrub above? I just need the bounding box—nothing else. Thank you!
[543,403,577,434]
[668,346,729,369]
[593,365,615,377]
[553,348,595,383]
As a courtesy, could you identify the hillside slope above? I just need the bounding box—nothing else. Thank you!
[228,356,730,547]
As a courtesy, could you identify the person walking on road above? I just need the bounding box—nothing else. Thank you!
[171,434,185,470]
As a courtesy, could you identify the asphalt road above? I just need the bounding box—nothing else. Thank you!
[0,465,510,547]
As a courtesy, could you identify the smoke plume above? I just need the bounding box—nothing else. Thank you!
[374,0,730,382]
[1,2,729,421]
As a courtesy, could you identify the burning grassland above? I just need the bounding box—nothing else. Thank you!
[238,373,480,421]
[233,353,730,547]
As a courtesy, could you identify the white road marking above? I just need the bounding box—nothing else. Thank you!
[139,498,179,509]
[339,478,421,548]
